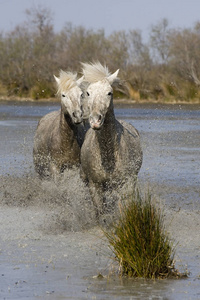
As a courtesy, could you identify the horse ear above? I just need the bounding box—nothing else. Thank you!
[76,75,84,86]
[107,69,119,85]
[54,75,60,84]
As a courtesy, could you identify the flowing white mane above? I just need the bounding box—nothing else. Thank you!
[81,62,111,83]
[55,70,78,94]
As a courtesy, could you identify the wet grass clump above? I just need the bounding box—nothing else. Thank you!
[104,190,183,279]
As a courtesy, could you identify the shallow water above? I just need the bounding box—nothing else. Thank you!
[0,100,200,299]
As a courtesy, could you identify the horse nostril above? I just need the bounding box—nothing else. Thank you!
[72,112,76,118]
[98,115,102,122]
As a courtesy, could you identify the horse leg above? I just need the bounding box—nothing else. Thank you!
[87,180,117,227]
[49,162,61,183]
[80,165,88,183]
[88,180,104,218]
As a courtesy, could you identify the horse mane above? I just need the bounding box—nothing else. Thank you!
[81,61,126,93]
[56,70,78,94]
[81,61,111,83]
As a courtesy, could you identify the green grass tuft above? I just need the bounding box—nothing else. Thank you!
[104,189,185,279]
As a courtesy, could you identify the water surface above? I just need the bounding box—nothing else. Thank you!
[0,100,200,299]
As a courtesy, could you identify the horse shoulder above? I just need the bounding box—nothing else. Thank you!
[82,129,96,151]
[81,130,101,176]
[35,110,60,138]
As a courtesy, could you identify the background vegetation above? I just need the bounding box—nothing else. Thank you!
[1,6,200,102]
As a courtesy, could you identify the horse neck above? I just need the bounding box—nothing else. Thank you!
[95,101,118,173]
[96,100,118,143]
[59,109,77,139]
[99,99,116,134]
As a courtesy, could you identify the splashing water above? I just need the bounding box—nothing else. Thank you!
[0,166,100,232]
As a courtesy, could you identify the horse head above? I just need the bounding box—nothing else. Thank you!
[54,70,84,124]
[81,62,119,130]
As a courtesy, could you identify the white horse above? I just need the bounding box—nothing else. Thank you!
[80,62,143,217]
[33,70,86,180]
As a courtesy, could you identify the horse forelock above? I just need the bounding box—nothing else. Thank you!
[81,61,111,83]
[56,71,78,94]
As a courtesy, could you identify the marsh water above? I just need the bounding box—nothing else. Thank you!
[0,100,200,299]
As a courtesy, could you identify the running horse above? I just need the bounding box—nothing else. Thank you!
[33,70,86,180]
[80,62,143,217]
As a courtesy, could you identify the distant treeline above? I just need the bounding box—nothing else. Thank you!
[1,6,200,102]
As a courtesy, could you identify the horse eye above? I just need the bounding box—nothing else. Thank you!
[62,94,66,97]
[108,92,112,96]
[87,92,90,96]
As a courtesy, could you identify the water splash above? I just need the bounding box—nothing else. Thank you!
[0,168,98,233]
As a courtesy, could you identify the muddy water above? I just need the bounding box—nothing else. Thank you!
[0,101,200,299]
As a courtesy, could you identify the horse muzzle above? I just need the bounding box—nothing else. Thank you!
[89,114,104,130]
[72,111,83,124]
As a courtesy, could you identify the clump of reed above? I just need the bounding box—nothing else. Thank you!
[104,189,185,279]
